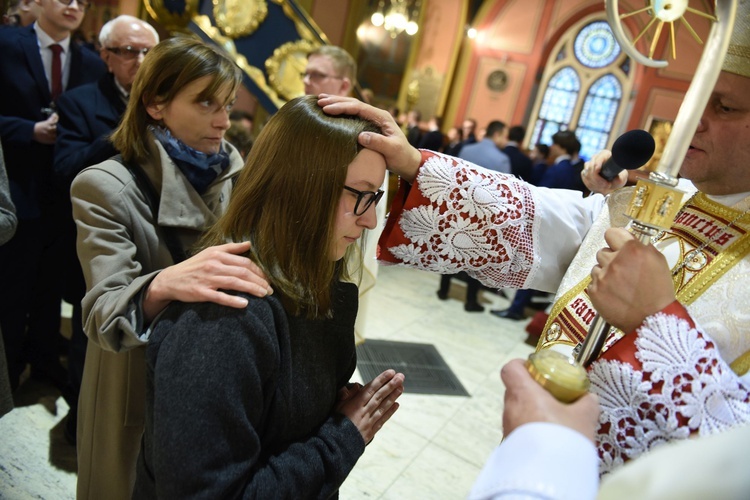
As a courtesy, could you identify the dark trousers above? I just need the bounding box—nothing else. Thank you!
[507,289,534,315]
[0,214,65,388]
[439,272,482,306]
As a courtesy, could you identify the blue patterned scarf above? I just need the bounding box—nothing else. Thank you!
[150,125,230,194]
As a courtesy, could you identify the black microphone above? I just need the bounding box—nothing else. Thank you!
[599,129,656,181]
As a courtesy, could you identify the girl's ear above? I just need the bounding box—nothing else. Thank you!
[146,100,165,121]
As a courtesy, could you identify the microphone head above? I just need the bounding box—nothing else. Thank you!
[611,129,656,170]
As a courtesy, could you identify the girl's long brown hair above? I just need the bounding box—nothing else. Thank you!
[201,96,382,318]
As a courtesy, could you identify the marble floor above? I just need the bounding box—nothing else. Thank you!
[0,265,536,499]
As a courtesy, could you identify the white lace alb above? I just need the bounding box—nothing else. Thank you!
[589,312,750,475]
[389,154,537,289]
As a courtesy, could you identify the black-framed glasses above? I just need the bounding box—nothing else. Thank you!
[300,71,343,82]
[344,186,384,216]
[106,46,151,60]
[55,0,89,10]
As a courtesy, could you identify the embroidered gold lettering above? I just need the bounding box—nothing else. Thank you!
[675,212,690,225]
[572,298,597,325]
[703,222,721,238]
[681,213,699,226]
[581,308,597,325]
[716,233,734,246]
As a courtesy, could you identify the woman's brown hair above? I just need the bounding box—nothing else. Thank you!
[110,36,242,163]
[201,96,382,318]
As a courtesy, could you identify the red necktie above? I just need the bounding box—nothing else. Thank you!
[50,44,62,101]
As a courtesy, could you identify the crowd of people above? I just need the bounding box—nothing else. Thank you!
[2,1,750,499]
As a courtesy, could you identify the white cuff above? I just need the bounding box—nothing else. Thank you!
[468,422,598,500]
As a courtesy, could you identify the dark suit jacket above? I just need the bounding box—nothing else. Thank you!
[55,73,126,185]
[0,25,105,218]
[406,125,422,147]
[418,130,444,152]
[539,158,587,193]
[443,141,463,157]
[503,144,533,183]
[529,161,548,186]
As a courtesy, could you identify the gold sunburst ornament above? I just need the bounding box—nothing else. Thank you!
[213,0,268,38]
[620,0,718,60]
[265,39,320,101]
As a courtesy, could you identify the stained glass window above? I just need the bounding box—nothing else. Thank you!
[533,67,580,146]
[574,21,621,68]
[577,75,622,159]
[528,16,631,160]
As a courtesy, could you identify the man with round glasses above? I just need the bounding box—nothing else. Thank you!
[53,14,158,446]
[0,0,104,397]
[303,45,355,97]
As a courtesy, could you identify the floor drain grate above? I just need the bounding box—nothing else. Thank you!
[356,339,469,396]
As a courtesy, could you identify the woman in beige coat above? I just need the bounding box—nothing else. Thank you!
[70,37,270,500]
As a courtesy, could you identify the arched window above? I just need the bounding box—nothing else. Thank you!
[528,18,633,160]
[532,67,580,147]
[578,74,622,159]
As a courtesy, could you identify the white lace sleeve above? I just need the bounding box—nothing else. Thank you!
[379,151,602,291]
[589,311,750,475]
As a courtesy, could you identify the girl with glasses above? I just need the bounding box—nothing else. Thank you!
[132,95,404,498]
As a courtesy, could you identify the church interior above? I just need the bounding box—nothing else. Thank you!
[0,0,725,498]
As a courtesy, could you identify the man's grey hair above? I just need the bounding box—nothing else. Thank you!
[99,15,159,47]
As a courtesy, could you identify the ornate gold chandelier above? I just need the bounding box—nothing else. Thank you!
[370,0,420,38]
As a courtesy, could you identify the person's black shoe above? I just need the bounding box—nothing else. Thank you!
[436,290,449,300]
[490,308,525,320]
[30,361,69,392]
[464,302,485,312]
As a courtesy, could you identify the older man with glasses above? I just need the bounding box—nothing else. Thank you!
[52,14,158,447]
[0,0,104,399]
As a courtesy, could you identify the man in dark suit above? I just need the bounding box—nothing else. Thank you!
[405,109,422,147]
[538,130,586,192]
[503,125,533,183]
[54,14,157,443]
[417,116,444,152]
[0,0,105,392]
